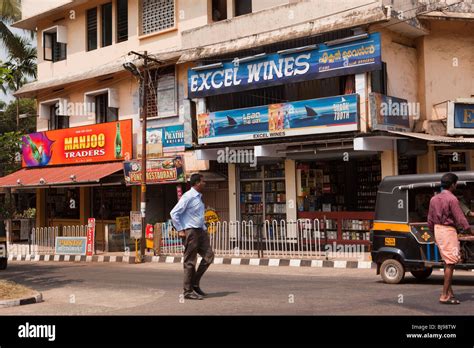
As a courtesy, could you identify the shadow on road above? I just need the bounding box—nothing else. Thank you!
[206,291,238,298]
[1,263,84,291]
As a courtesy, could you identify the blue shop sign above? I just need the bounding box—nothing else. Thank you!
[188,33,381,98]
[197,94,359,144]
[454,103,474,129]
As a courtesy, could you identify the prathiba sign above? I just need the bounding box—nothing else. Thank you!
[197,94,359,144]
[188,33,381,98]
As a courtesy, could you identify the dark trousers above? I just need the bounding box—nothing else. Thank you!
[183,228,215,294]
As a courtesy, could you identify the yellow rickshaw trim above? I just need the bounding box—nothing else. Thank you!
[372,222,411,233]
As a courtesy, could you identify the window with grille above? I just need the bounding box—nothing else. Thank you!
[156,65,177,117]
[86,8,97,51]
[116,0,128,42]
[141,0,175,35]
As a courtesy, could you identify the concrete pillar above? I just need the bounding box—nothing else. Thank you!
[36,188,46,227]
[228,163,237,221]
[227,0,235,19]
[417,146,436,174]
[381,149,398,179]
[285,159,297,221]
[356,73,368,133]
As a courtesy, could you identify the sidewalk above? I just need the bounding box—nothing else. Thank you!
[7,248,374,269]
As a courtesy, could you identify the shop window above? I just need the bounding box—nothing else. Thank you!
[235,0,252,16]
[212,0,227,21]
[101,2,113,47]
[141,0,175,35]
[86,7,98,51]
[239,162,286,225]
[116,0,128,43]
[92,186,131,220]
[437,151,467,172]
[46,188,80,220]
[371,62,387,95]
[156,65,177,117]
[43,26,67,62]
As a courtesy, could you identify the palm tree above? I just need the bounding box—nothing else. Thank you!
[1,34,36,128]
[0,0,26,58]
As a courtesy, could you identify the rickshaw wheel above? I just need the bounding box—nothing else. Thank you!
[410,268,433,281]
[0,258,7,270]
[380,259,405,284]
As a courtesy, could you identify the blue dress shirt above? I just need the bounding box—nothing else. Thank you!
[170,187,206,231]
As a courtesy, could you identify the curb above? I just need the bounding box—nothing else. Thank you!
[8,254,375,269]
[0,291,43,308]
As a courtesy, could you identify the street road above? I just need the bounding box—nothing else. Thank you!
[1,262,474,315]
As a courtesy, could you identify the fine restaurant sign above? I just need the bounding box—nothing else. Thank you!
[123,156,186,185]
[188,33,381,98]
[198,94,359,144]
[21,119,132,168]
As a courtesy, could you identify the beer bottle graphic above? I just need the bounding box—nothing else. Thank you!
[115,122,123,158]
[25,135,42,164]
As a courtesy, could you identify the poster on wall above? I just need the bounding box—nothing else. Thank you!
[188,33,381,98]
[197,94,359,144]
[138,124,187,158]
[369,93,411,132]
[21,119,133,168]
[123,156,186,185]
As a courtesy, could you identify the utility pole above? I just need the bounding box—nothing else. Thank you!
[140,51,148,263]
[124,50,162,263]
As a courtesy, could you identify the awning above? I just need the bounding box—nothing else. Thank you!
[387,131,474,144]
[0,162,124,188]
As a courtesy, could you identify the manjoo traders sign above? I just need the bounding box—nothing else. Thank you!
[188,33,381,98]
[21,119,132,167]
[198,94,359,144]
[123,156,185,185]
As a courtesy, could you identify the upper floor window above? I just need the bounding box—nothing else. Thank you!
[43,26,67,62]
[49,103,69,130]
[141,0,175,35]
[212,0,227,22]
[116,0,128,42]
[235,0,252,16]
[101,2,113,47]
[85,89,119,124]
[86,8,98,51]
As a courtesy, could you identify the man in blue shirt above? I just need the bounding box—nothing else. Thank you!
[170,173,214,300]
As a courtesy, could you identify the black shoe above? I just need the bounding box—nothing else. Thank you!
[193,286,208,297]
[184,292,203,300]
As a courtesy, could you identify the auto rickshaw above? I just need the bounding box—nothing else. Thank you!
[371,172,474,284]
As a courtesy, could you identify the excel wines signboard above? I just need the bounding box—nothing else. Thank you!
[188,33,381,98]
[447,99,474,135]
[123,156,185,185]
[21,120,132,167]
[198,94,359,144]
